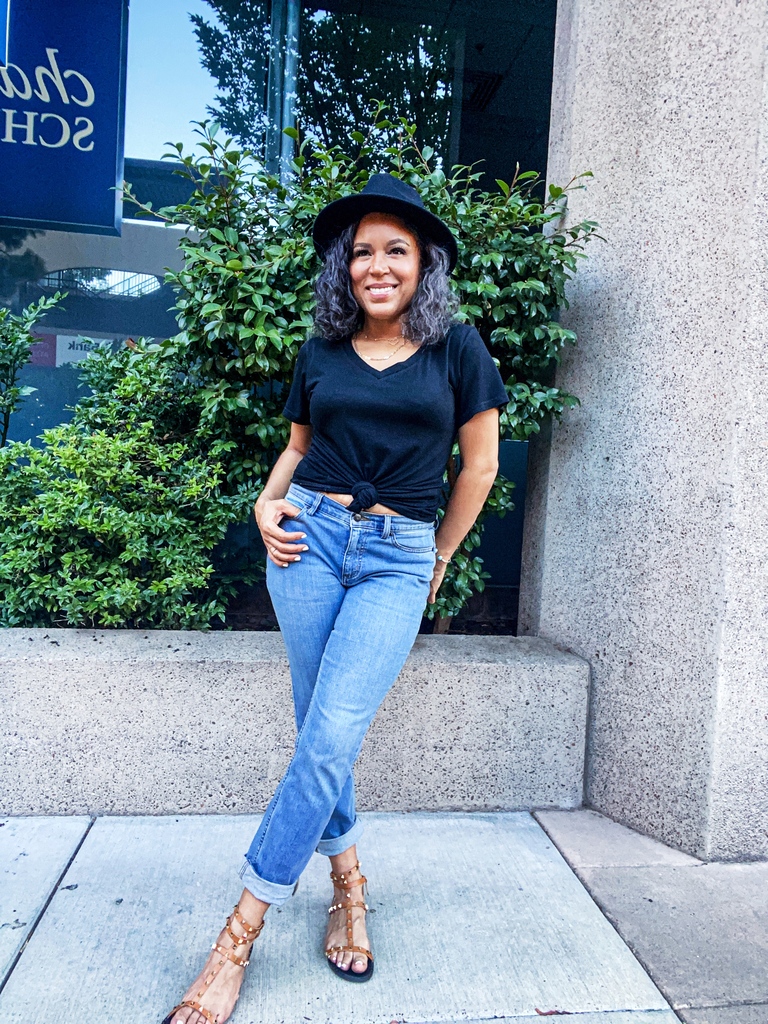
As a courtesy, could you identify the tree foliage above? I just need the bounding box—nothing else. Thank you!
[0,292,63,447]
[0,227,46,301]
[0,344,251,629]
[191,2,457,159]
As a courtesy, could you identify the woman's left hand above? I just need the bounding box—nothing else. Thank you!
[428,558,448,604]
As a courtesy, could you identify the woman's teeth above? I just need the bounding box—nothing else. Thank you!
[369,285,396,294]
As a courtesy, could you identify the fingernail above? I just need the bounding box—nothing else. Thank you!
[302,545,309,551]
[294,555,301,561]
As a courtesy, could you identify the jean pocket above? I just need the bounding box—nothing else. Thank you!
[389,529,436,554]
[281,492,309,523]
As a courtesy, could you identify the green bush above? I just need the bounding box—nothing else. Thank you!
[0,344,250,629]
[121,110,597,624]
[0,293,63,447]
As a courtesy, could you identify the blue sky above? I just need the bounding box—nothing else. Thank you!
[124,0,221,160]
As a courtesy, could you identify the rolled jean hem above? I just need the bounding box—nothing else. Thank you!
[238,859,295,907]
[315,818,363,857]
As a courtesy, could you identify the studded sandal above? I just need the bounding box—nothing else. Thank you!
[325,861,374,982]
[161,904,264,1024]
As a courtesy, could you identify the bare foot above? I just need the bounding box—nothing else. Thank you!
[165,891,268,1024]
[325,848,371,975]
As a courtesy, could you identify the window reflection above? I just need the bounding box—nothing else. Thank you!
[298,9,459,161]
[193,0,556,185]
[38,268,163,300]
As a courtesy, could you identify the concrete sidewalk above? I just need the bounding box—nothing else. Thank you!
[536,811,768,1024]
[0,811,675,1024]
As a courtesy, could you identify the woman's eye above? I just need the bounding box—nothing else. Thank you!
[388,247,407,255]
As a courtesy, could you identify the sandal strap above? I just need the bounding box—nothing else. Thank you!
[329,861,361,883]
[226,905,264,944]
[164,906,264,1024]
[167,1001,217,1024]
[224,917,264,947]
[325,944,374,961]
[325,863,373,966]
[328,900,368,913]
[212,941,251,968]
[330,872,367,892]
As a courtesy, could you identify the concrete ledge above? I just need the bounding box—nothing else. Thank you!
[0,629,589,815]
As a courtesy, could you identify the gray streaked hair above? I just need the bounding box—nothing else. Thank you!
[313,218,458,346]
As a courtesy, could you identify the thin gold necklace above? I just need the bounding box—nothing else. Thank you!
[357,330,405,344]
[353,331,410,362]
[353,336,409,362]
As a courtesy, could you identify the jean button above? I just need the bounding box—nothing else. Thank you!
[353,512,362,521]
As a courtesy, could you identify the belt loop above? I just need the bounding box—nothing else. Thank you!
[382,514,391,539]
[307,491,323,516]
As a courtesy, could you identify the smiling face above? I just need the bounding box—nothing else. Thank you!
[349,212,421,331]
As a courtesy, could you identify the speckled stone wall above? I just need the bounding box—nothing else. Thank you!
[0,629,589,815]
[519,0,768,859]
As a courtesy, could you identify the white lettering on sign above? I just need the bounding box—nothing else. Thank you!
[39,111,69,148]
[0,63,32,99]
[55,335,112,367]
[2,109,94,149]
[72,116,93,150]
[0,48,96,153]
[31,49,95,107]
[2,107,36,144]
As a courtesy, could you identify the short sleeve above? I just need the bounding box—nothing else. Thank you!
[282,342,312,424]
[454,326,509,428]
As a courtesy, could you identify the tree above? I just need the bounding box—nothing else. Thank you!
[0,228,46,302]
[0,293,63,447]
[191,1,458,160]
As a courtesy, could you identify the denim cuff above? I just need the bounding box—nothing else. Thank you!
[315,817,363,857]
[238,858,295,907]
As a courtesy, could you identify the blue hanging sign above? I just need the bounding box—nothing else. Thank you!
[1,0,9,67]
[0,0,129,235]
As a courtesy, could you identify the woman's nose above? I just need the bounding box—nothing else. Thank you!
[370,251,389,274]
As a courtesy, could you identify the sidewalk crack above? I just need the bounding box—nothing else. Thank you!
[0,816,96,996]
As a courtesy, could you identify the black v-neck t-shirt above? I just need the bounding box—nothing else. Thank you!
[282,323,508,521]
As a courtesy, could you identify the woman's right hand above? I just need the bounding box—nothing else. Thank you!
[254,497,308,568]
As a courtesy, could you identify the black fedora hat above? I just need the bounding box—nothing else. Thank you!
[312,173,459,271]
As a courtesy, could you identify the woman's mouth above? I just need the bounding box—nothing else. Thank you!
[367,284,397,296]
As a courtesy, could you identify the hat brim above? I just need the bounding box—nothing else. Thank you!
[312,193,458,272]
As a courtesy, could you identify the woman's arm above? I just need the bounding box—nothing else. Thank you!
[254,422,313,568]
[429,407,500,604]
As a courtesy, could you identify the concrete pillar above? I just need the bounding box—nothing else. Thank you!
[519,0,768,860]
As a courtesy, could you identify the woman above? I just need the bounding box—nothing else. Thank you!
[163,173,508,1024]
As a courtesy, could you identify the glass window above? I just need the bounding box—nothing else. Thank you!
[191,0,557,185]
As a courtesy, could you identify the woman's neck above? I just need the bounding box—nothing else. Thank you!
[358,317,405,342]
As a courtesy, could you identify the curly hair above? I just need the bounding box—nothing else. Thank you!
[312,217,458,346]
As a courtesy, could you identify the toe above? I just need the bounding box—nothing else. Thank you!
[352,955,368,973]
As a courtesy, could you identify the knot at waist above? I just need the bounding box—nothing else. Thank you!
[348,481,379,513]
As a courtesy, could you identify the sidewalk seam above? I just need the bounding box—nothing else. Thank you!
[675,999,768,1010]
[532,812,683,1023]
[0,815,96,997]
[409,1011,680,1022]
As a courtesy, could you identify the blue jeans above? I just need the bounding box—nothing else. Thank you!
[238,482,437,905]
